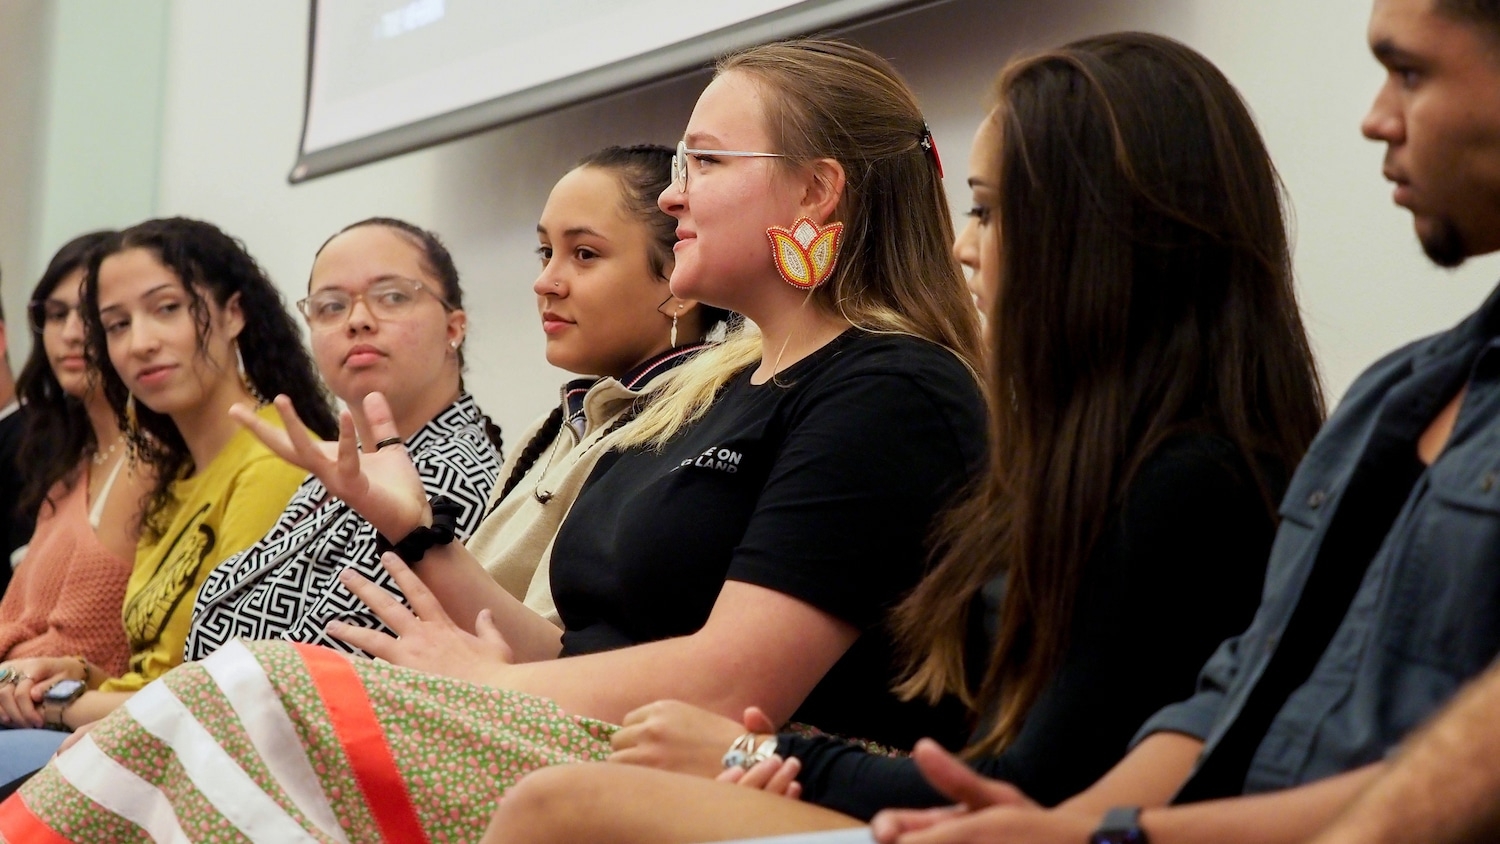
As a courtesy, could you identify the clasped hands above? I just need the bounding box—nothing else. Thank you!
[604,697,1094,843]
[0,656,86,729]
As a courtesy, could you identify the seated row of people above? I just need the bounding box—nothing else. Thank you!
[0,38,991,841]
[0,4,1496,840]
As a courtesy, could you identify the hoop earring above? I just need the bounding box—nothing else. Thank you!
[236,341,265,404]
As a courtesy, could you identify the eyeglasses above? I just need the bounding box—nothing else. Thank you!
[672,140,784,193]
[296,277,453,329]
[28,299,83,333]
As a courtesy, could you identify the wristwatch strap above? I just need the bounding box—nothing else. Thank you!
[1089,806,1149,844]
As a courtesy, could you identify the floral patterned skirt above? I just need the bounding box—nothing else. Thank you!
[0,639,615,843]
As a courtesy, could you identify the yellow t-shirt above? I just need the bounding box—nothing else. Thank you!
[104,405,308,692]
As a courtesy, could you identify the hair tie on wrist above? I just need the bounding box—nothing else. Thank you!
[375,495,463,563]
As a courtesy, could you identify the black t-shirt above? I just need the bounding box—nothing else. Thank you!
[781,433,1281,818]
[550,330,985,749]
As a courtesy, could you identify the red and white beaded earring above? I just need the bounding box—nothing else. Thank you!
[767,217,844,290]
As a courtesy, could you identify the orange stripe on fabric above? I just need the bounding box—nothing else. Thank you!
[0,794,76,844]
[294,643,429,844]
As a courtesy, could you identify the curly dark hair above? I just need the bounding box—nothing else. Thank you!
[80,217,339,539]
[15,230,117,518]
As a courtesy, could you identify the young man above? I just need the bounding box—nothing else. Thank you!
[859,0,1500,841]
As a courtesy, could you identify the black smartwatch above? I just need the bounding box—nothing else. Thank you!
[41,678,87,732]
[1089,806,1149,844]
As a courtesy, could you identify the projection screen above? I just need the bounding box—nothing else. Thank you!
[291,0,938,183]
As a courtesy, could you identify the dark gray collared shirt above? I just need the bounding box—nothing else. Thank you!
[1137,283,1500,798]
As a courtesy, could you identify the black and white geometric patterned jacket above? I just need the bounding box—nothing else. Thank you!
[184,393,500,661]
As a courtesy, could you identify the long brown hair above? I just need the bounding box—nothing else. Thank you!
[619,39,981,448]
[895,32,1325,757]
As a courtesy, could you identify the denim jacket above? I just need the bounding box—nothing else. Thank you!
[1136,283,1500,796]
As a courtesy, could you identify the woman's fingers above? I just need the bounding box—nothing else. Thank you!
[325,621,398,661]
[0,683,23,726]
[735,757,779,788]
[378,553,453,627]
[742,706,777,734]
[229,401,296,460]
[618,702,655,729]
[11,677,42,728]
[338,566,420,635]
[336,410,363,474]
[360,392,402,442]
[765,755,801,796]
[911,738,1031,810]
[273,395,336,470]
[474,610,515,663]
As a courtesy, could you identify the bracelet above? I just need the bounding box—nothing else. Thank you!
[722,732,779,769]
[68,655,90,686]
[374,495,464,563]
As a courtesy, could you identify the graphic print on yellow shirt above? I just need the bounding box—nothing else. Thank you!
[123,504,215,660]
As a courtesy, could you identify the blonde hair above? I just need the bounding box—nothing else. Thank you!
[616,39,981,448]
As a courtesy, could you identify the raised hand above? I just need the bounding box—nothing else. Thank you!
[230,392,429,539]
[327,552,515,686]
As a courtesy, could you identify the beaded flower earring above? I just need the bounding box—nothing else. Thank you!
[767,217,844,291]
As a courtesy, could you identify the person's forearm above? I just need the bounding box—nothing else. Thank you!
[412,543,562,662]
[1140,765,1381,844]
[63,691,134,730]
[485,582,854,727]
[483,635,802,726]
[1059,732,1202,815]
[1311,666,1500,844]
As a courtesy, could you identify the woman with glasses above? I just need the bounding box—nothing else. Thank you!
[0,40,986,843]
[0,217,334,793]
[485,32,1328,844]
[183,217,501,660]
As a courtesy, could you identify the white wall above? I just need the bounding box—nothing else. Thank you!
[0,0,168,359]
[0,0,54,328]
[13,0,1500,442]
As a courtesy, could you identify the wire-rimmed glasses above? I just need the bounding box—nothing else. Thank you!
[672,140,784,193]
[297,277,453,329]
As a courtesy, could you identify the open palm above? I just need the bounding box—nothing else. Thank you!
[230,392,430,539]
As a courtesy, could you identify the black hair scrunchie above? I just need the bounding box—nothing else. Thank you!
[375,495,463,563]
